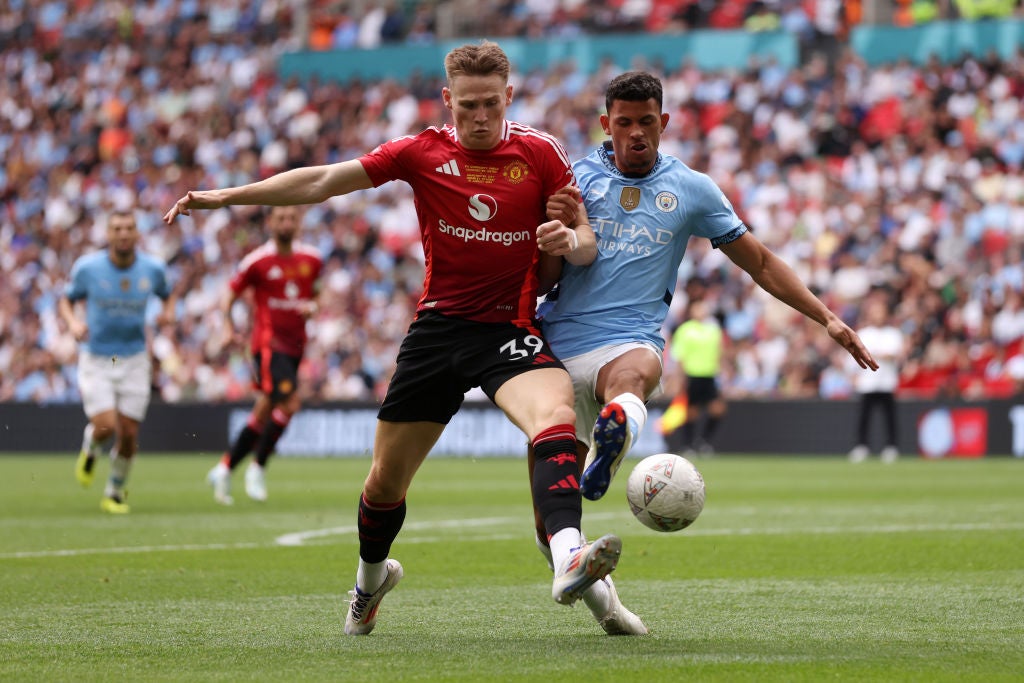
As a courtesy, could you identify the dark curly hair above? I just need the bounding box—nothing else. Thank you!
[605,71,663,114]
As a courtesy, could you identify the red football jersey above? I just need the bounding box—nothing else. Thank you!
[359,121,575,326]
[230,240,323,356]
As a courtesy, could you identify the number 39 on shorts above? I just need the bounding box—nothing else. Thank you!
[500,334,545,359]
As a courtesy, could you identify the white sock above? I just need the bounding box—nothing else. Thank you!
[81,423,94,453]
[105,452,132,498]
[356,559,388,594]
[582,577,612,617]
[82,423,113,457]
[535,531,554,572]
[609,392,647,446]
[549,527,583,574]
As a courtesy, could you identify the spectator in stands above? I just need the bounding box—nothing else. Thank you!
[1,1,1023,416]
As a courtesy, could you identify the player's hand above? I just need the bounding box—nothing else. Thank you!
[163,190,225,224]
[828,320,879,371]
[68,320,88,342]
[155,310,175,328]
[301,301,319,319]
[219,324,243,352]
[546,186,581,225]
[537,220,578,256]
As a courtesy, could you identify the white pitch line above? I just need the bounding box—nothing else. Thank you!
[2,517,1023,560]
[2,541,262,560]
[274,514,527,546]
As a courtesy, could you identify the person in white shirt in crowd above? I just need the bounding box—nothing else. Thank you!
[848,296,907,463]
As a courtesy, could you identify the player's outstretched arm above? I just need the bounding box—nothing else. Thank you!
[163,160,374,224]
[721,231,879,371]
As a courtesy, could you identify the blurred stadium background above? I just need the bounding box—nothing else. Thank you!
[1,0,1023,457]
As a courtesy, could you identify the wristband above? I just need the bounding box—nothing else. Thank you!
[568,229,579,253]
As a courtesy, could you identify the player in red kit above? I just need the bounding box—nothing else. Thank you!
[207,206,322,505]
[165,41,643,636]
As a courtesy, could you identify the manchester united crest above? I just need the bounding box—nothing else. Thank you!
[619,187,641,211]
[502,161,529,184]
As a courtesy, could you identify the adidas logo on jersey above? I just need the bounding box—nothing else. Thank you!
[435,160,461,176]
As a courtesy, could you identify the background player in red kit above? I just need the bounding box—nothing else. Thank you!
[164,41,646,637]
[207,206,322,505]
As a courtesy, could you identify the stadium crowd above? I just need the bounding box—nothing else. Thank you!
[2,0,1024,407]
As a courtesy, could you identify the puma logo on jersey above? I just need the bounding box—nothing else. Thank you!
[435,160,461,176]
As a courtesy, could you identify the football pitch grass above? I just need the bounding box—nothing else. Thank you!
[2,453,1022,682]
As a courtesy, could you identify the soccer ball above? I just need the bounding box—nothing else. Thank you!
[625,453,705,532]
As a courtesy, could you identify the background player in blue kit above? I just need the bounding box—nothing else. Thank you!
[532,72,878,625]
[59,209,175,513]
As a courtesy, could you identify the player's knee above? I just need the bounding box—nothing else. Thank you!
[93,422,116,441]
[547,403,575,432]
[282,394,301,414]
[363,468,408,504]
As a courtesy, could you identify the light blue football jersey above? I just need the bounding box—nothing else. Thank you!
[541,144,745,358]
[65,250,170,356]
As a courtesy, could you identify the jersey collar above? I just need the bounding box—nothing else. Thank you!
[598,141,662,179]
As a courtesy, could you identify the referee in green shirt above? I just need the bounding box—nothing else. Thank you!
[669,299,726,455]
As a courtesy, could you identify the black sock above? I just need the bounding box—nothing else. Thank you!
[531,424,582,538]
[255,408,290,467]
[702,416,720,442]
[358,494,407,563]
[681,421,695,449]
[227,424,261,470]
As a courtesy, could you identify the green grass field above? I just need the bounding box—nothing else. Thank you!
[2,453,1022,682]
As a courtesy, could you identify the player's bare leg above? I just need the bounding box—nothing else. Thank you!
[77,410,117,488]
[100,413,138,514]
[583,348,661,500]
[345,420,442,635]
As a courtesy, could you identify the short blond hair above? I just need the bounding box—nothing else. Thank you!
[443,40,510,84]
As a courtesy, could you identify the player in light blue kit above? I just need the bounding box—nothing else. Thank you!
[530,71,877,633]
[533,73,877,590]
[59,209,175,513]
[542,71,876,505]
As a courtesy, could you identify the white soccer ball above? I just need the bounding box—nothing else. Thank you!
[625,453,705,532]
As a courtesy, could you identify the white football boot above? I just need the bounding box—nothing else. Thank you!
[597,576,649,635]
[344,559,404,635]
[207,463,233,506]
[551,533,621,606]
[245,463,268,502]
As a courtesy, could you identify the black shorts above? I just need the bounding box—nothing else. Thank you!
[685,375,720,407]
[379,311,565,424]
[251,350,302,401]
